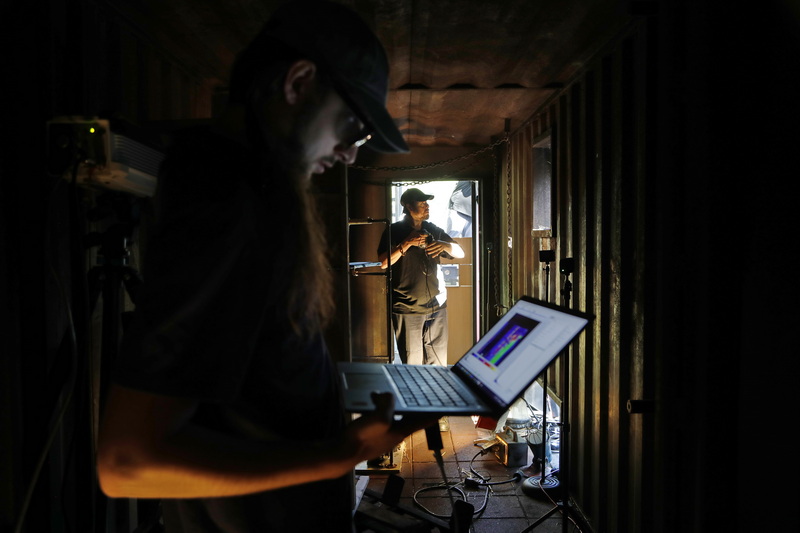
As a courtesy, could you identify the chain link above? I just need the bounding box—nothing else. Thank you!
[358,155,488,188]
[505,132,513,309]
[350,137,507,173]
[491,147,502,316]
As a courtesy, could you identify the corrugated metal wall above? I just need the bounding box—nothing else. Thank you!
[2,1,217,530]
[10,2,797,531]
[494,21,655,532]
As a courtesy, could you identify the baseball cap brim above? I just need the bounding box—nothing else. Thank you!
[400,188,434,204]
[259,1,409,154]
[336,80,408,153]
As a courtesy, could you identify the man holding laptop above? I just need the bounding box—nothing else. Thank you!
[96,2,434,531]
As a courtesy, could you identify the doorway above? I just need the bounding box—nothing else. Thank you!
[389,181,479,364]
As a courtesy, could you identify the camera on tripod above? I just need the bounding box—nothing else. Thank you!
[538,250,555,263]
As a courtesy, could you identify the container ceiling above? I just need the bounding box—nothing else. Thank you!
[113,0,635,147]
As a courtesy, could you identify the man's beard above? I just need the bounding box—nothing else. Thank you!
[259,91,326,188]
[259,125,307,190]
[248,91,334,332]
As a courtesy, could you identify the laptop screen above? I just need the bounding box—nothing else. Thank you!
[454,297,589,408]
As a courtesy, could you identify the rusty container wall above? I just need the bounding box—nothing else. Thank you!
[491,7,766,529]
[496,19,656,533]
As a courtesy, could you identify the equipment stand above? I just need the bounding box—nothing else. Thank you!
[87,219,142,406]
[84,193,162,533]
[522,258,578,533]
[525,251,557,489]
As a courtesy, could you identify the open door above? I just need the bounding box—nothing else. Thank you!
[389,181,479,363]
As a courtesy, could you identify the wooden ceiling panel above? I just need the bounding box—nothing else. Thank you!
[389,88,556,146]
[400,0,630,89]
[106,0,634,148]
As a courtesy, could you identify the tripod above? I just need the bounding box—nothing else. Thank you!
[85,194,162,532]
[85,195,144,404]
[524,250,558,489]
[522,257,579,533]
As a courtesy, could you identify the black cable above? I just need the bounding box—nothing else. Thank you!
[468,449,491,481]
[413,483,470,519]
[412,445,524,524]
[468,449,524,487]
[14,166,81,533]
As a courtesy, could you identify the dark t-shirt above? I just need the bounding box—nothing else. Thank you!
[114,127,353,532]
[377,219,455,314]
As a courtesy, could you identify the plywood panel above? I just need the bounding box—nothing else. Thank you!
[441,237,474,363]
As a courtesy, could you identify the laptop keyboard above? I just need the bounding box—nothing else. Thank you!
[386,365,471,407]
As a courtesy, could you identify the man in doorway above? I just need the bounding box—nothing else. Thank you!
[96,2,434,532]
[377,188,465,371]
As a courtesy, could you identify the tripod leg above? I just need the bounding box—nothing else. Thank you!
[520,503,561,532]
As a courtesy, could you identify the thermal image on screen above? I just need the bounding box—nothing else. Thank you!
[476,315,540,368]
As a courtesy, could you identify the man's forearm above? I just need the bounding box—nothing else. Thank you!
[445,241,465,259]
[98,423,353,499]
[380,241,411,268]
[97,386,425,500]
[97,385,353,499]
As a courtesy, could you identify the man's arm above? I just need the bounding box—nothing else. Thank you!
[378,230,428,269]
[422,225,465,260]
[97,384,431,499]
[425,239,465,259]
[378,238,410,269]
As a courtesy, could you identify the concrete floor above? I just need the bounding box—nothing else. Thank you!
[354,416,582,533]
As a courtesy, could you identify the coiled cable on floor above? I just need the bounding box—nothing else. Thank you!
[468,449,524,486]
[412,482,483,519]
[412,448,522,521]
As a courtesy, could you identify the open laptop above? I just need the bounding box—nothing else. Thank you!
[338,296,591,418]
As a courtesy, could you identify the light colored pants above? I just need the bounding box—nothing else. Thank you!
[392,308,448,365]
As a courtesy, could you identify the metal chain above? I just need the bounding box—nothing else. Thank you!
[355,154,488,187]
[491,147,503,316]
[505,132,513,309]
[350,137,507,173]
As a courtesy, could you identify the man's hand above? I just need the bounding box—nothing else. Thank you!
[425,240,449,258]
[341,392,436,464]
[405,230,429,249]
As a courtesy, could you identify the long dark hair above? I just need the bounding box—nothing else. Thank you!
[229,37,335,336]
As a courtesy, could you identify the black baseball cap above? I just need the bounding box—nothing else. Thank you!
[400,188,434,205]
[258,1,408,153]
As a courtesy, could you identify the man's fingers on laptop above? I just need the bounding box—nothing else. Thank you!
[368,391,397,424]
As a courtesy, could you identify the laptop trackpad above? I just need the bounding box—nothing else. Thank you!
[342,372,395,411]
[344,372,392,392]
